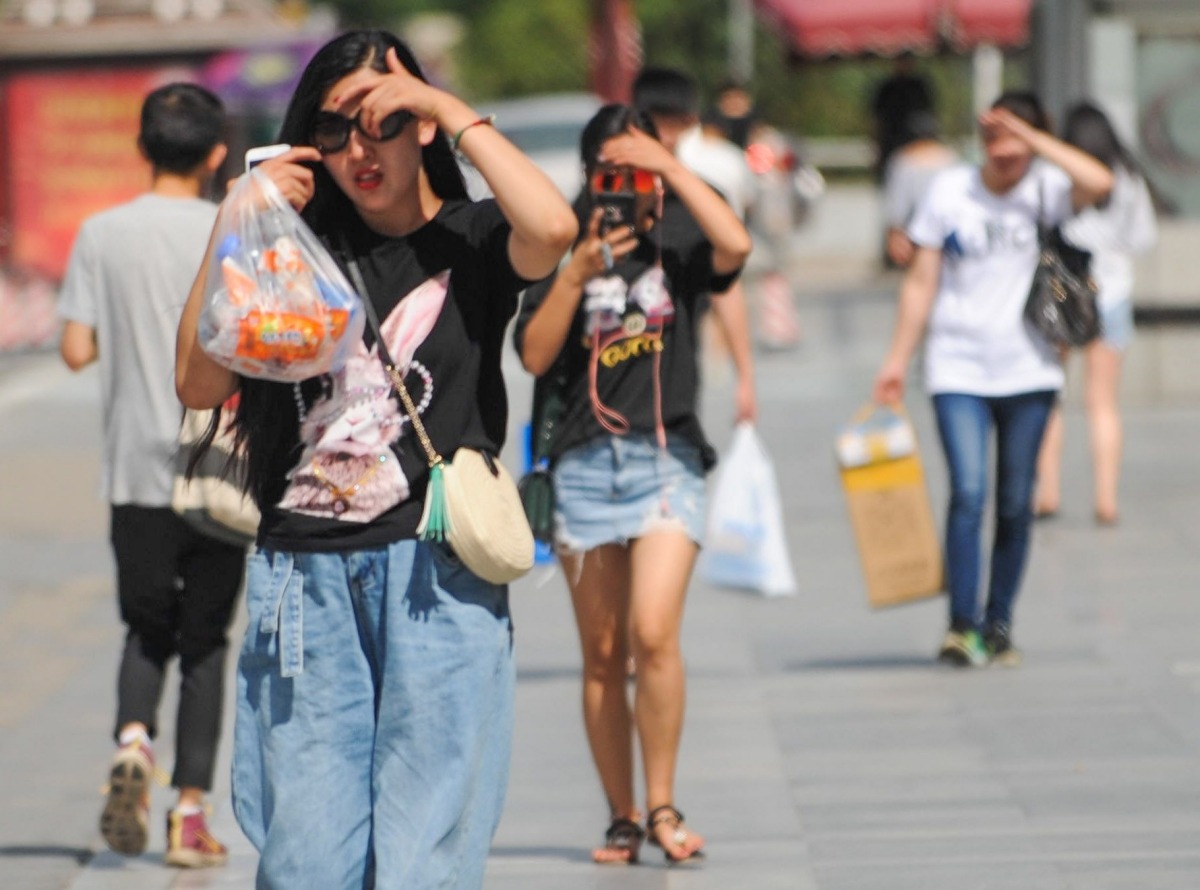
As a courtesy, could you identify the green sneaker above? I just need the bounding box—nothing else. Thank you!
[938,629,987,667]
[983,624,1021,667]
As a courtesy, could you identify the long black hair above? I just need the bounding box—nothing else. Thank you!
[1062,101,1139,175]
[232,30,467,509]
[278,29,468,234]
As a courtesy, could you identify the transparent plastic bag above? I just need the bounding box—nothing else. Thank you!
[197,168,364,381]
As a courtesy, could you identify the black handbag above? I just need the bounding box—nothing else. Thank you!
[519,367,566,545]
[1023,183,1102,349]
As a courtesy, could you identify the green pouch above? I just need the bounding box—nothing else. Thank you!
[520,364,567,544]
[518,467,555,544]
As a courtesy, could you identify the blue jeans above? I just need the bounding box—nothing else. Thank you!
[932,391,1056,632]
[233,540,515,890]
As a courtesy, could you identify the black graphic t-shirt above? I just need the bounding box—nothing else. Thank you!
[260,198,531,553]
[513,192,740,470]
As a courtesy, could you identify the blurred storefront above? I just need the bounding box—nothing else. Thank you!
[751,0,1200,309]
[1052,0,1200,309]
[0,0,331,350]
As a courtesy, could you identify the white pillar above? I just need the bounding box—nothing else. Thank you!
[1088,16,1139,149]
[729,0,755,84]
[972,43,1004,118]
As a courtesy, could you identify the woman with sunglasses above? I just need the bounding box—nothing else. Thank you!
[176,30,576,888]
[514,104,751,865]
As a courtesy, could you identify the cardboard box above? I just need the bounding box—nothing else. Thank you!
[837,406,943,608]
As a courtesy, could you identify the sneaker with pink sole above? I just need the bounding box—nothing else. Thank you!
[165,808,228,868]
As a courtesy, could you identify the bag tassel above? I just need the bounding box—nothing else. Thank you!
[418,460,449,542]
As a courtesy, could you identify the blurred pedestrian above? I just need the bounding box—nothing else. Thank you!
[175,30,576,888]
[634,66,758,420]
[710,78,759,149]
[681,110,758,222]
[58,83,242,868]
[514,103,751,863]
[869,52,934,184]
[883,111,959,268]
[1034,102,1158,525]
[872,91,1113,667]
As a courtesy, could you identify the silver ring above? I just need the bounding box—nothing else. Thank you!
[600,242,614,271]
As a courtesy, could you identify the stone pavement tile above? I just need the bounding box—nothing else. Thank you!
[784,745,991,785]
[0,576,115,890]
[799,799,1028,836]
[964,706,1189,763]
[807,824,1043,868]
[67,847,255,889]
[1009,768,1200,820]
[1062,860,1200,890]
[795,774,1015,811]
[1026,822,1200,861]
[488,838,818,890]
[814,861,1068,890]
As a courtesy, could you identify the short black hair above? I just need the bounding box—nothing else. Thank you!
[991,90,1050,133]
[632,67,699,119]
[139,83,225,174]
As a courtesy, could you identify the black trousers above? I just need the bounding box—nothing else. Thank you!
[110,505,245,791]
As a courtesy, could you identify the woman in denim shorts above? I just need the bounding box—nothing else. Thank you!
[1035,102,1158,525]
[514,104,751,864]
[175,30,576,889]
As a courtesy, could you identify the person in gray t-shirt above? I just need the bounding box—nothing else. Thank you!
[58,83,244,869]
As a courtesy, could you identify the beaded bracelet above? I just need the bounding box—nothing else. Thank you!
[451,114,496,152]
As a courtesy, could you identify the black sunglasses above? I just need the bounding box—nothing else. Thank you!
[310,109,416,155]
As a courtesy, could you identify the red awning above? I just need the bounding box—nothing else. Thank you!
[944,0,1032,50]
[754,0,1031,58]
[754,0,940,57]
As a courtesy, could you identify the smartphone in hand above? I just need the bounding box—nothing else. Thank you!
[597,193,637,237]
[244,144,291,173]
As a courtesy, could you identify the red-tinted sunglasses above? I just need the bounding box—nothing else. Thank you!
[590,167,656,195]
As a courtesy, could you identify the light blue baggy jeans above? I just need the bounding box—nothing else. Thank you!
[232,539,515,890]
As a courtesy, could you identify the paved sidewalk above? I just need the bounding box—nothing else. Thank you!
[2,276,1199,889]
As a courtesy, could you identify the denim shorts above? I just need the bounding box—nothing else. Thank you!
[552,433,707,552]
[1100,299,1134,351]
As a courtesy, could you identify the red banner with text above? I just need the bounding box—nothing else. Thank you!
[3,66,194,281]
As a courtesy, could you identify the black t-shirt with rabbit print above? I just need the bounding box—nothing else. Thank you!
[259,198,533,553]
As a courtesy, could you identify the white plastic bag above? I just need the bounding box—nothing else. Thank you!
[699,423,797,596]
[197,168,364,381]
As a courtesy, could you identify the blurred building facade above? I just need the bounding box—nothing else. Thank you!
[1036,0,1200,310]
[0,0,331,349]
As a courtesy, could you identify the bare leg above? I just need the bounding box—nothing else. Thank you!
[1085,341,1124,523]
[563,545,639,863]
[628,531,705,859]
[1034,404,1064,517]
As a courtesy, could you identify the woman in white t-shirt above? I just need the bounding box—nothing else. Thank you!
[872,92,1113,668]
[1034,102,1158,526]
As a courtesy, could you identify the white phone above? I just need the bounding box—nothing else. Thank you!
[244,143,291,173]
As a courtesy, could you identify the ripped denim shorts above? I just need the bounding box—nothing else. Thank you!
[552,433,707,553]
